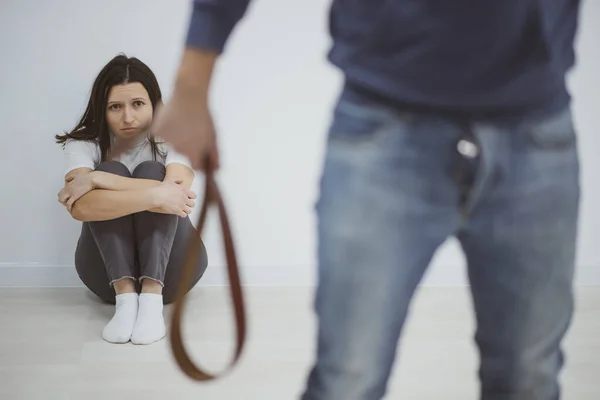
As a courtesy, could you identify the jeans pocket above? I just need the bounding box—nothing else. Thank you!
[526,107,577,150]
[327,97,399,145]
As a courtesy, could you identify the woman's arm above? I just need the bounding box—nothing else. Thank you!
[65,163,193,192]
[90,171,161,191]
[147,163,195,214]
[66,167,196,222]
[77,163,195,217]
[62,168,159,221]
[70,188,157,222]
[70,182,195,221]
[164,162,195,189]
[62,160,196,221]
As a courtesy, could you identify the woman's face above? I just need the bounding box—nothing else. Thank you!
[105,82,153,140]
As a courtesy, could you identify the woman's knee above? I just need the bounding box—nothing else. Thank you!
[95,161,131,177]
[95,290,116,305]
[76,269,117,305]
[163,257,208,305]
[132,161,165,181]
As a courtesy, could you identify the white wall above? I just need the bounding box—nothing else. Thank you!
[1,0,598,287]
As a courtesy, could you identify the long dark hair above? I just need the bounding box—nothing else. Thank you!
[56,53,165,162]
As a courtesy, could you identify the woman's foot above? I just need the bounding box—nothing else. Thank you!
[102,292,139,343]
[131,293,166,345]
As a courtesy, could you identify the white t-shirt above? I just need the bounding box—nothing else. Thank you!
[62,136,192,176]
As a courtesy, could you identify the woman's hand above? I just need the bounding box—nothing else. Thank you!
[150,180,197,218]
[58,172,96,212]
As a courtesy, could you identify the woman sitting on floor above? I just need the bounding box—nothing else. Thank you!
[55,54,208,345]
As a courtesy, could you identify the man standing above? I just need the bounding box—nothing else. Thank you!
[154,1,582,399]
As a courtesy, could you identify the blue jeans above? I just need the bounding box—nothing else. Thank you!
[301,89,580,400]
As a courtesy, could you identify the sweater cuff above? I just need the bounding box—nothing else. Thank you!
[185,5,237,53]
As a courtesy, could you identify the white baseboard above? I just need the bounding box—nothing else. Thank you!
[0,263,314,288]
[0,264,84,287]
[0,263,598,287]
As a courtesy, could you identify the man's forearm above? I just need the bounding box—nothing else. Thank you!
[174,48,218,102]
[70,189,156,222]
[92,171,161,192]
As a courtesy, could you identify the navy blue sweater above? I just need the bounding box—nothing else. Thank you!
[185,0,581,120]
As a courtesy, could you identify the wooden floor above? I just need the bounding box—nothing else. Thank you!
[0,286,598,400]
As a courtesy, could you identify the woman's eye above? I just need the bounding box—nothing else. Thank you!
[109,104,121,111]
[134,101,144,107]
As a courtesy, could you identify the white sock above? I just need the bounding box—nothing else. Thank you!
[131,293,166,345]
[102,292,139,344]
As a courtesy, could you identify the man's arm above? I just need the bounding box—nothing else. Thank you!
[185,0,253,54]
[149,1,253,170]
[175,0,253,98]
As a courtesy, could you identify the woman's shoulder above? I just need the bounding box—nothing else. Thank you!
[64,137,100,150]
[63,137,101,159]
[62,138,101,174]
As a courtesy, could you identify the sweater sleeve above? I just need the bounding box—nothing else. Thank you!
[185,0,253,53]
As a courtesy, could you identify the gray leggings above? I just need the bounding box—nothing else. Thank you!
[74,160,208,305]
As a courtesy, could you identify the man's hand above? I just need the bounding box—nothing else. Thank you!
[152,48,220,171]
[58,172,97,212]
[152,95,219,172]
